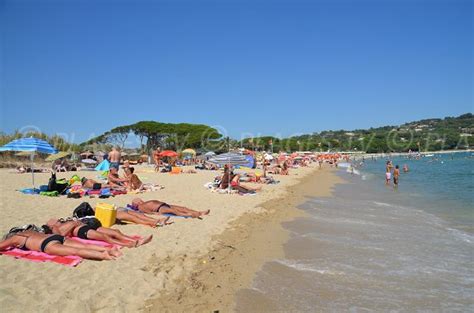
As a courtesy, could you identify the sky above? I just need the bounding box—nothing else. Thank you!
[1,0,472,144]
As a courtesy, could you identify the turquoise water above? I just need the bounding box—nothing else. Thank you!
[354,152,474,232]
[236,152,474,312]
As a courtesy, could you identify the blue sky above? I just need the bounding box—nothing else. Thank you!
[1,0,472,144]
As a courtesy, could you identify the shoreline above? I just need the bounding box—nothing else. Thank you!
[144,166,343,312]
[0,164,340,312]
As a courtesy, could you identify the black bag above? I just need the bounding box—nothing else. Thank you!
[48,173,69,194]
[79,217,102,229]
[73,202,95,218]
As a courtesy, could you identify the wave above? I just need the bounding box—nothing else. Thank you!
[275,259,345,276]
[447,228,474,244]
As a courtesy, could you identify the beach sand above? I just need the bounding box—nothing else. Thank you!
[0,164,340,312]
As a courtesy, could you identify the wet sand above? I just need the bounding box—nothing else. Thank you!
[144,167,342,312]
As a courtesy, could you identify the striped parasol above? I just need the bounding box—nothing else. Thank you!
[0,137,58,189]
[207,152,249,167]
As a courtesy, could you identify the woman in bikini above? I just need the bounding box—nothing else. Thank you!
[0,230,121,260]
[131,198,210,218]
[45,218,153,248]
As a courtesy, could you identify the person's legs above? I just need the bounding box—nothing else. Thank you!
[96,227,153,247]
[98,227,137,242]
[128,210,171,225]
[239,183,262,191]
[117,211,171,227]
[64,238,108,251]
[159,204,210,218]
[86,230,136,248]
[45,242,117,260]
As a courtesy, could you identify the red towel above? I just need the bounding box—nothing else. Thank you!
[0,249,82,267]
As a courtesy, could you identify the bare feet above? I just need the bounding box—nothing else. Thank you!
[108,246,123,258]
[102,251,116,260]
[200,210,210,216]
[156,216,171,226]
[136,234,153,247]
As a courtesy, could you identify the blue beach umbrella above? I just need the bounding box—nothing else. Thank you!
[0,137,58,189]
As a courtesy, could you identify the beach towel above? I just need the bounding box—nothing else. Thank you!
[0,249,82,267]
[18,188,40,195]
[161,213,190,219]
[40,191,59,197]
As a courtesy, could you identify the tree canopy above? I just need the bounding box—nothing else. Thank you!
[81,121,222,152]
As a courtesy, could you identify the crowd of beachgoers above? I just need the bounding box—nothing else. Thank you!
[0,146,344,265]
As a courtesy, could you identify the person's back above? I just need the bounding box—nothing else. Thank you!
[109,147,121,168]
[393,165,400,185]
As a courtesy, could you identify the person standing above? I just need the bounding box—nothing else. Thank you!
[109,146,121,170]
[385,161,392,185]
[153,147,161,172]
[393,165,400,187]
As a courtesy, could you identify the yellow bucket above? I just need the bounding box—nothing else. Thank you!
[94,202,116,228]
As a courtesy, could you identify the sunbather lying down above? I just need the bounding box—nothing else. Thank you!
[0,230,121,261]
[45,218,153,248]
[81,178,110,190]
[131,198,210,218]
[72,204,171,228]
[115,208,172,227]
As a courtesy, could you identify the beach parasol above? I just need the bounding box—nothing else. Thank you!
[208,152,249,167]
[81,158,97,164]
[160,150,178,158]
[0,137,58,189]
[45,151,71,162]
[182,148,196,155]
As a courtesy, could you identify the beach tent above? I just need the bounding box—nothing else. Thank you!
[95,159,110,171]
[204,151,216,156]
[208,152,249,167]
[0,137,58,189]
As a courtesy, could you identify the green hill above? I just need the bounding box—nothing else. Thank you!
[241,113,473,153]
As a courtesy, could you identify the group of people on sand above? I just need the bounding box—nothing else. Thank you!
[2,147,316,261]
[0,197,210,261]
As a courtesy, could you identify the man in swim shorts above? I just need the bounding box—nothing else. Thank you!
[0,230,121,260]
[108,146,121,170]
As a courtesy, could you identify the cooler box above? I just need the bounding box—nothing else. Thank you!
[95,202,116,228]
[171,167,181,174]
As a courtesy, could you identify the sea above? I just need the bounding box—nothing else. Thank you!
[235,152,473,312]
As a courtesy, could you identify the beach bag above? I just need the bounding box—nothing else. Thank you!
[73,202,95,218]
[48,173,69,194]
[3,224,44,239]
[79,217,102,229]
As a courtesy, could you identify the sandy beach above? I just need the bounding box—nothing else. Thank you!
[0,163,340,312]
